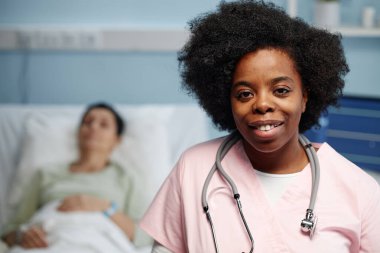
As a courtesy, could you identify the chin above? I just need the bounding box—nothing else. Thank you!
[242,135,286,154]
[250,142,283,154]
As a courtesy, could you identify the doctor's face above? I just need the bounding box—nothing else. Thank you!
[230,48,307,153]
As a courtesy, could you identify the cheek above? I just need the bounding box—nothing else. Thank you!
[104,132,119,145]
[290,104,305,123]
[286,93,307,116]
[278,101,304,123]
[231,103,245,123]
[231,97,250,116]
[104,132,115,141]
[289,103,304,116]
[78,128,86,140]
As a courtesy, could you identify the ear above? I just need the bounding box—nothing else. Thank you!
[302,89,308,113]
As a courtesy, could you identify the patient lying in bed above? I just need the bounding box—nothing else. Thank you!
[1,102,151,252]
[7,200,137,253]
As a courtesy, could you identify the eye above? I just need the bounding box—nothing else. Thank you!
[100,121,110,128]
[236,90,254,101]
[83,118,92,126]
[274,87,290,96]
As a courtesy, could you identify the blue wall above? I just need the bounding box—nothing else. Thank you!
[0,51,194,104]
[0,0,379,105]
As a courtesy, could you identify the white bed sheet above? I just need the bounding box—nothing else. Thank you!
[0,104,209,252]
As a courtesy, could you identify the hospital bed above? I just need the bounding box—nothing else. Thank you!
[0,104,209,253]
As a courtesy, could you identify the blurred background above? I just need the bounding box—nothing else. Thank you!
[0,0,379,171]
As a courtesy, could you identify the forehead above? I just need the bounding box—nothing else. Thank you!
[233,48,300,81]
[84,108,116,122]
[238,48,295,68]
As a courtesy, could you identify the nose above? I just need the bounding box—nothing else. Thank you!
[253,93,274,114]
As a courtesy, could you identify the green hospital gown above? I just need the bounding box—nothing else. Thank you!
[2,163,151,247]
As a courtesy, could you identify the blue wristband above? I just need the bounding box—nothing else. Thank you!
[103,202,118,218]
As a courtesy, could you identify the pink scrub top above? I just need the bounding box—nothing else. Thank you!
[140,137,380,253]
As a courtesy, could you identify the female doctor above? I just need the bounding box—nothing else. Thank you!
[140,1,380,252]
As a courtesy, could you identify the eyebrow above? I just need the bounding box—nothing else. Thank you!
[231,81,251,89]
[270,76,294,85]
[232,76,294,89]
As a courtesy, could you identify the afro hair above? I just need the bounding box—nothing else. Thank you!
[178,0,349,133]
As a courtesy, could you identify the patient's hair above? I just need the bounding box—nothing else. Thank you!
[178,0,349,133]
[81,102,125,136]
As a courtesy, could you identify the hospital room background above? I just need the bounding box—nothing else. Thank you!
[0,0,380,252]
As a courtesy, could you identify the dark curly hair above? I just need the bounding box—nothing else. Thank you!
[178,0,349,133]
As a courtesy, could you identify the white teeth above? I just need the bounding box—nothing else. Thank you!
[258,124,275,131]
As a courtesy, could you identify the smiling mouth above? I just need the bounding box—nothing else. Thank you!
[249,122,284,131]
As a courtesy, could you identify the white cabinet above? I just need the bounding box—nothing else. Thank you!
[331,27,380,37]
[286,0,380,38]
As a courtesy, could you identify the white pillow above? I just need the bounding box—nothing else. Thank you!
[8,112,81,211]
[8,108,172,214]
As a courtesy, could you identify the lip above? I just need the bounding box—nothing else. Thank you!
[247,120,284,139]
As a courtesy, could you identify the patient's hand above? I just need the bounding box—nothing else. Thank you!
[57,194,109,212]
[20,225,48,249]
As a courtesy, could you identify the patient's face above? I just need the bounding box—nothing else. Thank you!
[78,108,120,154]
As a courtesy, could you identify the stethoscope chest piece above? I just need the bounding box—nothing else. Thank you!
[300,209,318,239]
[310,215,318,239]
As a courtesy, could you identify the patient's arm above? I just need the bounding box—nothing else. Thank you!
[57,194,109,212]
[108,210,136,241]
[20,226,48,249]
[58,194,135,240]
[2,231,18,247]
[1,173,42,248]
[3,225,48,249]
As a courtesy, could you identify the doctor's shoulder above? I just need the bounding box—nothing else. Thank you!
[325,148,380,251]
[179,137,225,165]
[170,137,227,178]
[319,143,380,207]
[320,143,378,185]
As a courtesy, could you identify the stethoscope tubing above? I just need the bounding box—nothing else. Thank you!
[201,132,319,253]
[299,135,320,211]
[201,132,240,208]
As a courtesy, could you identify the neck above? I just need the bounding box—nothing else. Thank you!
[71,150,110,172]
[243,135,309,174]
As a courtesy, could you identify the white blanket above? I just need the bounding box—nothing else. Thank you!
[7,201,147,253]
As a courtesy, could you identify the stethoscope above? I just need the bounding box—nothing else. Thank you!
[201,132,320,253]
